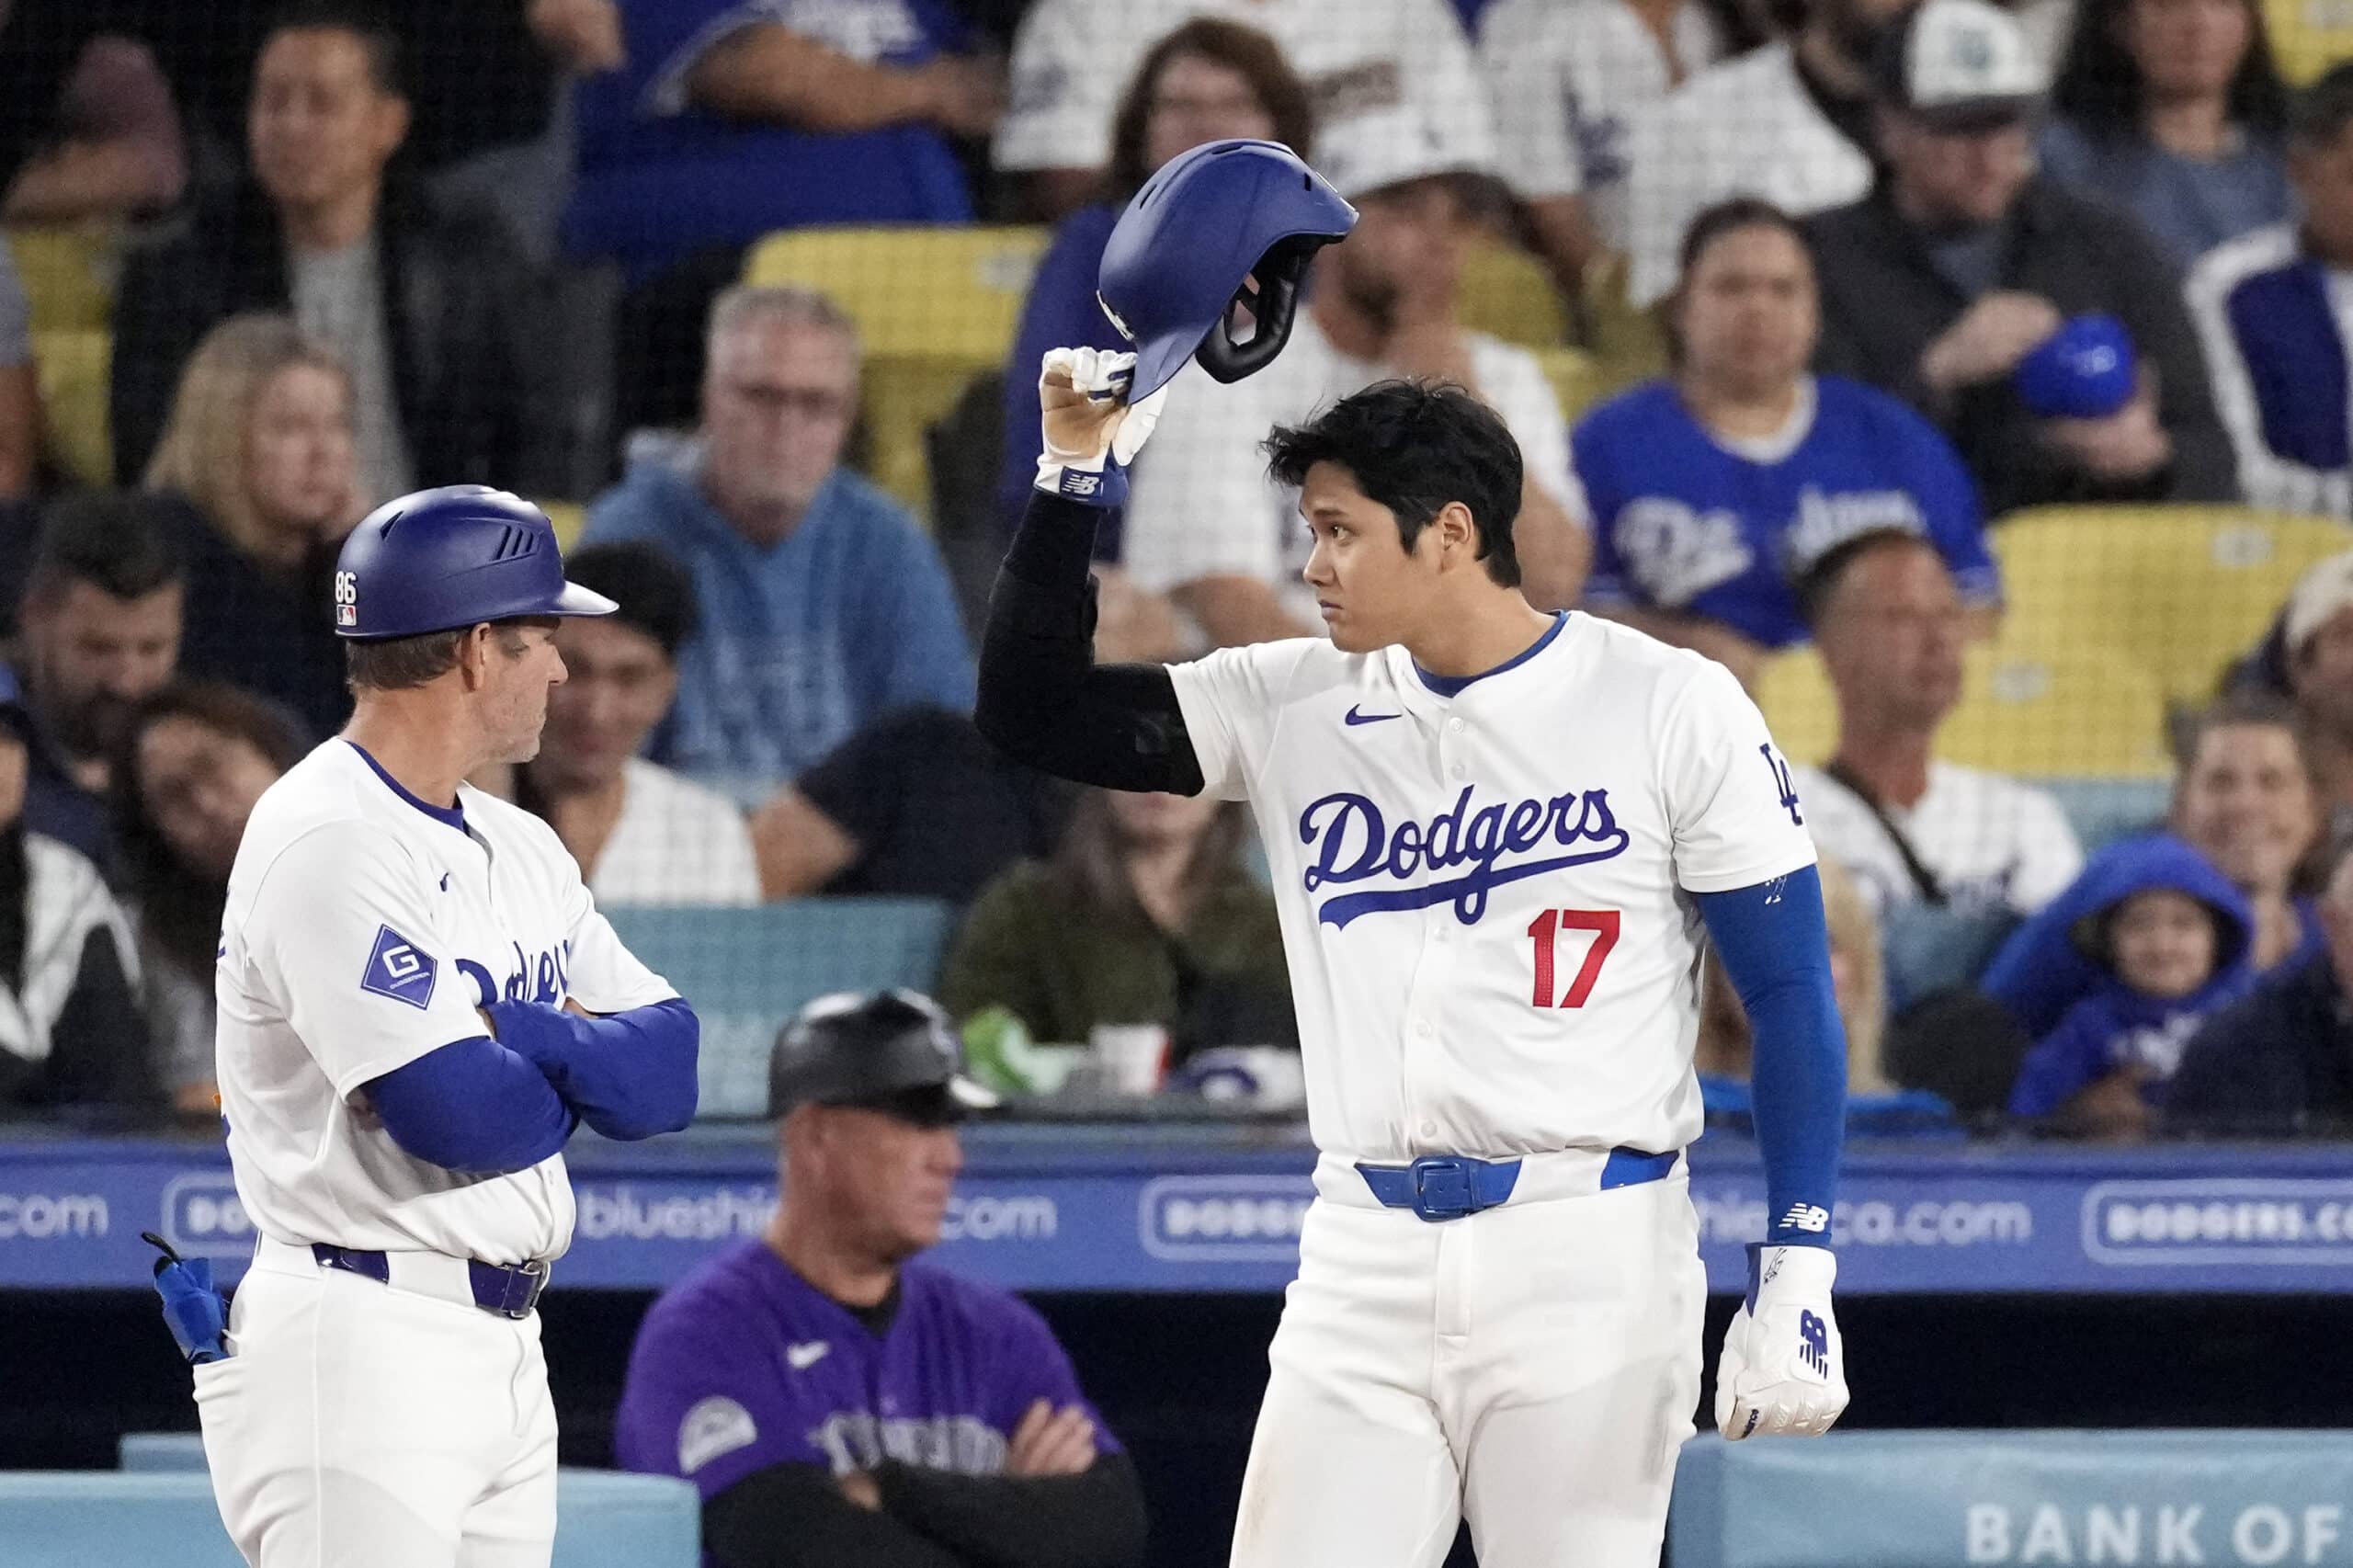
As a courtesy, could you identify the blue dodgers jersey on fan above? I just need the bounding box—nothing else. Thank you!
[564,0,975,279]
[615,1239,1118,1505]
[1574,376,1999,647]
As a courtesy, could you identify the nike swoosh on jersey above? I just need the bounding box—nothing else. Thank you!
[1343,706,1402,726]
[786,1342,831,1370]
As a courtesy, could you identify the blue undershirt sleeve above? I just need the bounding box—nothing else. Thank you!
[1694,866,1847,1246]
[365,1036,577,1174]
[486,995,701,1142]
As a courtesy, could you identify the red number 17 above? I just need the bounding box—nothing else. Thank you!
[1525,909,1621,1009]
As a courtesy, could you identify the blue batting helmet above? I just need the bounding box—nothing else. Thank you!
[333,485,618,640]
[1097,139,1357,400]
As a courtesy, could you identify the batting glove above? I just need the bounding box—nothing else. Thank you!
[1035,347,1167,508]
[1714,1244,1849,1439]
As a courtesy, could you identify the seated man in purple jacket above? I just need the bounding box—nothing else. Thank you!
[615,990,1147,1568]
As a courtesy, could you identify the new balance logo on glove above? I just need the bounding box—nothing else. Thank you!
[1714,1244,1849,1440]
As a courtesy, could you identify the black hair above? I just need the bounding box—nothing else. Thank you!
[561,542,699,659]
[2049,0,2288,143]
[266,0,404,96]
[1677,196,1813,288]
[23,491,186,612]
[1792,528,1939,630]
[2290,62,2353,148]
[1260,380,1524,586]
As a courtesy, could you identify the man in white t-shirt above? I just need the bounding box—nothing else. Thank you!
[993,0,1495,219]
[1477,0,1724,291]
[1621,0,1917,308]
[1790,528,2082,918]
[519,541,762,905]
[1120,108,1587,646]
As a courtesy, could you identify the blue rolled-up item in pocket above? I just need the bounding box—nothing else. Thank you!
[142,1231,228,1365]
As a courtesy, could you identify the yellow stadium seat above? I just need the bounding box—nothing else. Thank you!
[7,225,117,333]
[1579,251,1668,395]
[33,328,110,487]
[540,500,585,551]
[742,226,1050,517]
[1460,240,1567,349]
[1991,506,2351,710]
[2263,0,2353,82]
[1531,346,1610,425]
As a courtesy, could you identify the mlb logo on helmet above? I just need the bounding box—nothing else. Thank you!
[334,569,358,627]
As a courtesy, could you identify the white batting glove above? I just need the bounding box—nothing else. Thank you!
[1035,347,1167,507]
[1714,1244,1849,1439]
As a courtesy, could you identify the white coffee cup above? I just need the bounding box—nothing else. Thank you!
[1088,1023,1169,1096]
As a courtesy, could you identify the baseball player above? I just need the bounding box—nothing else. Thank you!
[194,486,701,1567]
[614,990,1147,1568]
[972,142,1850,1568]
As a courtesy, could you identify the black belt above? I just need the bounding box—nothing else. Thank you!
[311,1244,551,1320]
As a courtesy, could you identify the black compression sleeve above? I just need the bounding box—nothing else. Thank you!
[703,1463,969,1568]
[973,492,1204,795]
[874,1453,1149,1568]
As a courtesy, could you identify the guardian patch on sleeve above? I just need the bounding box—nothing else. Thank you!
[360,926,438,1010]
[678,1395,759,1474]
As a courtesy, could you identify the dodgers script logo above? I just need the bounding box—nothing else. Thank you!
[1301,785,1631,928]
[457,938,574,1009]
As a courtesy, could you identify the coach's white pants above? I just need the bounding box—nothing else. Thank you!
[1231,1159,1707,1568]
[194,1239,559,1568]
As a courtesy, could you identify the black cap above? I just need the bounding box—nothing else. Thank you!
[767,989,1000,1123]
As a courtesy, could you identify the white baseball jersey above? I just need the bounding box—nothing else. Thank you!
[215,739,677,1265]
[1792,760,2084,919]
[1168,612,1816,1163]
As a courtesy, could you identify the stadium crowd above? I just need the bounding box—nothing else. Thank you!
[6,0,2353,1152]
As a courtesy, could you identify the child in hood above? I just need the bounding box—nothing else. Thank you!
[2007,835,2254,1138]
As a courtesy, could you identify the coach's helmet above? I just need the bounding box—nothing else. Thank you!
[333,484,617,640]
[767,989,1000,1125]
[1097,138,1358,401]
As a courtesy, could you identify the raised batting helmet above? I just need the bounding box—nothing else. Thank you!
[333,484,618,640]
[1097,139,1357,401]
[767,989,1000,1122]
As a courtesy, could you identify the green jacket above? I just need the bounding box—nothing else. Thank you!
[937,859,1295,1062]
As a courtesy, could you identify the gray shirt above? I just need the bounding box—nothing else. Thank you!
[289,234,414,507]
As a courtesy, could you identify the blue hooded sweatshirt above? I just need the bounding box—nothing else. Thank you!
[2006,835,2256,1119]
[1981,833,2324,1040]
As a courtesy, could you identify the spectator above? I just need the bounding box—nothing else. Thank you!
[2167,833,2353,1134]
[616,989,1148,1568]
[11,493,186,868]
[1,31,187,223]
[1621,0,1912,308]
[995,17,1314,529]
[938,787,1293,1062]
[110,1,573,504]
[2267,554,2353,819]
[114,682,310,1118]
[1575,199,1997,690]
[514,542,759,907]
[1984,692,2327,1034]
[568,0,1001,437]
[2006,834,2254,1138]
[582,285,973,806]
[1790,528,2084,919]
[995,0,1495,222]
[142,313,358,741]
[0,683,152,1119]
[1120,106,1586,645]
[1477,0,1726,297]
[2040,0,2292,269]
[2187,64,2353,518]
[1807,0,2240,517]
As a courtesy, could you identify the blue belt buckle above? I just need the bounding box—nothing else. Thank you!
[1410,1154,1477,1221]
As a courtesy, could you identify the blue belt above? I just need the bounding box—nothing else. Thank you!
[312,1244,550,1320]
[1355,1146,1678,1222]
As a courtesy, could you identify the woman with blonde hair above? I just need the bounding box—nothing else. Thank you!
[1699,856,1898,1099]
[144,312,358,737]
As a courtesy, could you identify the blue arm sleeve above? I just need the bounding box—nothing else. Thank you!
[366,1037,577,1174]
[1694,866,1847,1246]
[486,996,700,1142]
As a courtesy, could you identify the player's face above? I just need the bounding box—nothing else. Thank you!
[246,364,358,540]
[2174,722,2319,896]
[136,715,284,881]
[2107,889,2219,1001]
[1677,224,1818,398]
[1143,53,1278,172]
[536,619,676,793]
[1297,461,1438,653]
[820,1107,965,1260]
[248,29,409,216]
[479,620,569,766]
[1881,112,2035,230]
[701,317,859,533]
[1814,543,1964,725]
[2292,608,2353,738]
[22,582,185,763]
